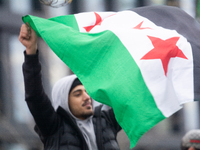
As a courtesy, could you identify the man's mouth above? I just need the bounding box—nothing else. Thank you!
[82,102,91,107]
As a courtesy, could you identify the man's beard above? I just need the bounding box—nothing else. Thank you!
[81,111,94,119]
[81,99,94,119]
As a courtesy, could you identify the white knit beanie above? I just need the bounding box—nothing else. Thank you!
[182,130,200,149]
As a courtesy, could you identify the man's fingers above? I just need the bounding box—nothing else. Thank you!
[20,32,30,40]
[19,24,31,40]
[21,24,30,35]
[26,23,32,35]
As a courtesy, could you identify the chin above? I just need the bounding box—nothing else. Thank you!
[87,109,94,115]
[83,111,94,119]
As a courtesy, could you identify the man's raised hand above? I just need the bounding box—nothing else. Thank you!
[19,23,37,55]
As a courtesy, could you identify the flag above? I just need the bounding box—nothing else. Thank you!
[22,5,200,148]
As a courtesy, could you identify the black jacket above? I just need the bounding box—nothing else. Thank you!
[22,51,121,150]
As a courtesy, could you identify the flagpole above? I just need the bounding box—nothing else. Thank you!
[180,0,200,132]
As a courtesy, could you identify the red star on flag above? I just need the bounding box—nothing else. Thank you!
[133,21,152,30]
[141,36,188,76]
[83,12,102,32]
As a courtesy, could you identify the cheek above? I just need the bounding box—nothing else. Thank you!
[69,97,76,112]
[69,97,81,110]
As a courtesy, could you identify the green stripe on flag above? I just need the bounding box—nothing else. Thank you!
[23,15,166,148]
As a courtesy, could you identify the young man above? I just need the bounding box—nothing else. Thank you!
[181,130,200,150]
[19,24,121,150]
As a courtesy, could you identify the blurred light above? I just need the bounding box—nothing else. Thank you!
[9,0,31,14]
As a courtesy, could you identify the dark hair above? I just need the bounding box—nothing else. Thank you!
[39,0,72,7]
[69,78,82,94]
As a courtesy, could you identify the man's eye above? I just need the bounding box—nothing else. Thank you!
[75,93,81,97]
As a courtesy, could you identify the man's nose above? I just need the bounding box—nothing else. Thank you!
[83,91,90,100]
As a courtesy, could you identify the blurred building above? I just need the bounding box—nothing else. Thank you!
[0,0,199,150]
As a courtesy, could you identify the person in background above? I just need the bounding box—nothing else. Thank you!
[181,130,200,150]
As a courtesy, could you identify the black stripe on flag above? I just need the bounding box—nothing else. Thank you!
[132,5,200,101]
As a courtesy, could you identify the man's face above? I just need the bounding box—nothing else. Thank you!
[68,85,94,120]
